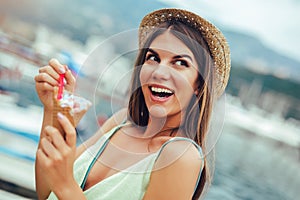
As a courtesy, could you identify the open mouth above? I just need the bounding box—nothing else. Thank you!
[149,86,174,98]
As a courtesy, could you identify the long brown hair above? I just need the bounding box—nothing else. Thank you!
[128,20,215,199]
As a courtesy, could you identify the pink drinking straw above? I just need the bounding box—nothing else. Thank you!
[57,73,65,100]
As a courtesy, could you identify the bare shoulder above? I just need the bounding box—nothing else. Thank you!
[76,108,127,158]
[156,139,203,171]
[143,139,203,200]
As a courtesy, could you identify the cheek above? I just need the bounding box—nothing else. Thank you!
[175,72,197,93]
[174,73,198,107]
[139,65,152,86]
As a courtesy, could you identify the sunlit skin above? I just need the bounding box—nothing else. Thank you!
[140,30,199,136]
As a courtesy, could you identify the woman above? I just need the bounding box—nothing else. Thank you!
[34,8,230,200]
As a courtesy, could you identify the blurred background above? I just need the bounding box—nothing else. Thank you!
[0,0,299,199]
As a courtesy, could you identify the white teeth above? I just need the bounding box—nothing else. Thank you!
[150,86,173,94]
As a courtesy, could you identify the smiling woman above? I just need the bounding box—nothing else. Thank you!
[34,8,230,200]
[139,31,199,121]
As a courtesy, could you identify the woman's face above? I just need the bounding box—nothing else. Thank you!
[140,30,199,119]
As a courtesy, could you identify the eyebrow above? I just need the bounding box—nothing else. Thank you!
[147,48,194,63]
[146,48,159,57]
[173,55,194,63]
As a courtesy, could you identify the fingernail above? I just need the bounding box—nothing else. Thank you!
[59,66,66,74]
[57,112,64,119]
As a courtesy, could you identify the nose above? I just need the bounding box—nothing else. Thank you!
[152,64,171,81]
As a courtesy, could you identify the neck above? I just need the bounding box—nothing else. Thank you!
[143,112,184,138]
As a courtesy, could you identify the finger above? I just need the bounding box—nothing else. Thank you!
[64,68,76,92]
[35,81,54,92]
[57,112,76,148]
[35,73,59,87]
[36,148,49,166]
[45,126,66,152]
[38,65,60,81]
[40,137,61,160]
[49,58,66,74]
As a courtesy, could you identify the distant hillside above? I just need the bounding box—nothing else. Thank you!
[224,30,300,82]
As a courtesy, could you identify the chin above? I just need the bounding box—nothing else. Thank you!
[148,104,168,119]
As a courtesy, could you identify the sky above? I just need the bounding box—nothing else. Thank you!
[160,0,300,62]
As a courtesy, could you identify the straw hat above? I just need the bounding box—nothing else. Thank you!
[139,8,231,98]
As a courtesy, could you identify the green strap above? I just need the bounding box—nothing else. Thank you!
[80,123,128,190]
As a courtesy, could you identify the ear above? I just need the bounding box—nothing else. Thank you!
[193,79,201,97]
[194,88,199,96]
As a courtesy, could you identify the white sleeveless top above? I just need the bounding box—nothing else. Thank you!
[48,123,204,199]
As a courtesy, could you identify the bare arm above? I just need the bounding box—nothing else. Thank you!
[143,140,203,200]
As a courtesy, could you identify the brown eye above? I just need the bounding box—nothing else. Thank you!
[174,60,189,67]
[146,54,160,63]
